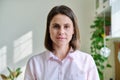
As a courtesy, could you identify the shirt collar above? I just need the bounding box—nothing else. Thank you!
[46,47,76,61]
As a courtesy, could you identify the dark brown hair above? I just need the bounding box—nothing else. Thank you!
[44,5,80,51]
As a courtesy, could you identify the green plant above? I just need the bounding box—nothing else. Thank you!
[0,67,22,80]
[90,17,111,80]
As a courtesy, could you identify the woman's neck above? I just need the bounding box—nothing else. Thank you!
[53,45,70,60]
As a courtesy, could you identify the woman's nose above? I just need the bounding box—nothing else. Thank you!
[58,27,64,35]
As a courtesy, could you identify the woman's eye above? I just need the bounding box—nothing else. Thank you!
[53,25,60,29]
[64,25,70,29]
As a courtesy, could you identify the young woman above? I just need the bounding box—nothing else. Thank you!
[24,5,100,80]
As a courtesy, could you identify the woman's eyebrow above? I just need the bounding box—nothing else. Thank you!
[51,23,59,25]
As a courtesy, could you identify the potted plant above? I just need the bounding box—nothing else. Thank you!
[0,67,22,80]
[90,17,111,80]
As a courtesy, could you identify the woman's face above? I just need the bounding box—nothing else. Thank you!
[49,14,74,47]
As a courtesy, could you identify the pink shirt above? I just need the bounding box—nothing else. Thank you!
[24,50,100,80]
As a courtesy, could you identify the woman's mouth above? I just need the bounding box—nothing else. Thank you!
[56,37,66,40]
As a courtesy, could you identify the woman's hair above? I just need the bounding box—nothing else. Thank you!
[44,5,80,51]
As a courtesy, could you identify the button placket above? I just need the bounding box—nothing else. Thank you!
[58,62,62,80]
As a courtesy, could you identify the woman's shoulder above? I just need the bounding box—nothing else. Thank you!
[74,50,92,57]
[73,50,93,61]
[73,50,96,67]
[27,50,49,63]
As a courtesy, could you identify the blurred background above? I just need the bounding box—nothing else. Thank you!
[0,0,120,80]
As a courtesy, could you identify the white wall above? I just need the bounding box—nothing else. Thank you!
[111,0,120,38]
[0,0,95,79]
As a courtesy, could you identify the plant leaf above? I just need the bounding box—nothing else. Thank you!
[106,64,112,68]
[7,67,12,74]
[0,74,8,79]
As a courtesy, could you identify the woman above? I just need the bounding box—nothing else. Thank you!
[24,5,100,80]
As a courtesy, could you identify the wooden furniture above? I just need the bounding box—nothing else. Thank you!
[114,42,120,80]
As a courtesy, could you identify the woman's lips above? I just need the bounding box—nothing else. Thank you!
[56,37,66,40]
